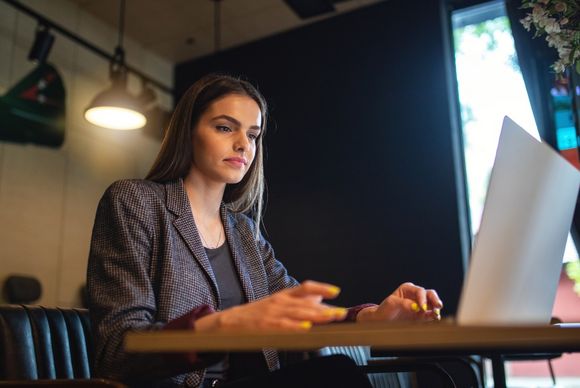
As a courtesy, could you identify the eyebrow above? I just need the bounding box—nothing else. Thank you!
[211,114,262,131]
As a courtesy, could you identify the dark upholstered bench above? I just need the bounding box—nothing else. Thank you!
[0,305,124,387]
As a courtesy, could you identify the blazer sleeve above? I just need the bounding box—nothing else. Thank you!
[87,181,217,384]
[256,231,300,294]
[255,228,375,322]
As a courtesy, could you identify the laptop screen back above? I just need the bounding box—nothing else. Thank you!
[457,117,580,325]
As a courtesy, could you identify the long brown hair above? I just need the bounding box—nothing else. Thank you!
[146,74,268,236]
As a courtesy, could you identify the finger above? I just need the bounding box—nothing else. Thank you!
[265,289,324,309]
[287,280,342,300]
[433,308,442,321]
[420,309,441,321]
[319,303,349,322]
[403,298,425,319]
[279,318,314,331]
[262,293,347,322]
[250,316,314,331]
[265,283,347,323]
[270,292,322,308]
[397,283,428,312]
[382,295,423,320]
[426,289,444,310]
[279,304,348,323]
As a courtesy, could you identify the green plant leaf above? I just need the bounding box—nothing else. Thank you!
[566,260,580,296]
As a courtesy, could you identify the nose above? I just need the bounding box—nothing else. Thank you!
[234,132,250,153]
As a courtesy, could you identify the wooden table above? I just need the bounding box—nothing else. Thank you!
[125,322,580,387]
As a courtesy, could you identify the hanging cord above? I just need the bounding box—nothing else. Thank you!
[111,0,127,84]
[117,0,125,49]
[214,0,221,53]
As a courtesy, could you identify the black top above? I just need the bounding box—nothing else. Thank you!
[204,242,249,380]
[205,242,245,310]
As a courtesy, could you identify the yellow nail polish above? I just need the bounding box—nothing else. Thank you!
[300,321,312,329]
[327,286,341,296]
[324,307,347,317]
[422,303,428,312]
[434,308,441,319]
[411,302,420,312]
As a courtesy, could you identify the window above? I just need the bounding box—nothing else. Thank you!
[451,1,580,385]
[452,0,578,261]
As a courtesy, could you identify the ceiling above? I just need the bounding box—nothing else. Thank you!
[68,0,383,64]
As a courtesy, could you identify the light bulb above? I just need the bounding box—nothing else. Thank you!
[84,106,146,130]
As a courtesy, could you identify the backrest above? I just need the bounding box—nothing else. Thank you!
[0,305,93,380]
[3,276,42,304]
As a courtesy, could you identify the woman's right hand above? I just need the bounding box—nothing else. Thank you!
[195,280,347,332]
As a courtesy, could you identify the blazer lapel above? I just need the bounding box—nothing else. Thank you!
[221,205,256,303]
[221,206,279,370]
[165,179,220,305]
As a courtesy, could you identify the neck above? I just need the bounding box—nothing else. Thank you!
[183,168,226,222]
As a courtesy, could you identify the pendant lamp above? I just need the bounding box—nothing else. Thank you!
[84,0,146,130]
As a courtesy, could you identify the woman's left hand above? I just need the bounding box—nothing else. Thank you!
[356,282,443,322]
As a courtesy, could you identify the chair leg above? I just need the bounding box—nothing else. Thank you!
[548,359,556,386]
[490,356,507,388]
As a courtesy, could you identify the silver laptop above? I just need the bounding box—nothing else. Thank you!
[457,116,580,325]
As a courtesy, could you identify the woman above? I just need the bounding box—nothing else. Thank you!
[87,74,443,388]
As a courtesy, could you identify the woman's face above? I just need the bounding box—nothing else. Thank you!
[190,94,262,185]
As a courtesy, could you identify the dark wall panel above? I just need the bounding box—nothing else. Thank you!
[176,0,466,313]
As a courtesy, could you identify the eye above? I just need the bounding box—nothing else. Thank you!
[248,132,259,141]
[216,125,232,132]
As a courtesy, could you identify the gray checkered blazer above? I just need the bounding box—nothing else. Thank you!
[87,178,299,387]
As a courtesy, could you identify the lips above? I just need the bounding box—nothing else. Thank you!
[224,157,248,168]
[224,157,247,164]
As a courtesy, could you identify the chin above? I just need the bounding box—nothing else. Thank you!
[215,167,248,185]
[223,174,246,185]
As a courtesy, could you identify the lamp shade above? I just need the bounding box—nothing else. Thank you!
[84,85,146,130]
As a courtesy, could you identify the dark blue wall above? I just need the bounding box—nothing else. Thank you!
[176,0,467,313]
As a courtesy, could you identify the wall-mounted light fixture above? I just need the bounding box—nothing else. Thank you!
[2,0,173,131]
[28,24,54,63]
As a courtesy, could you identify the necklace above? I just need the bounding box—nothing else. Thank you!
[199,226,223,249]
